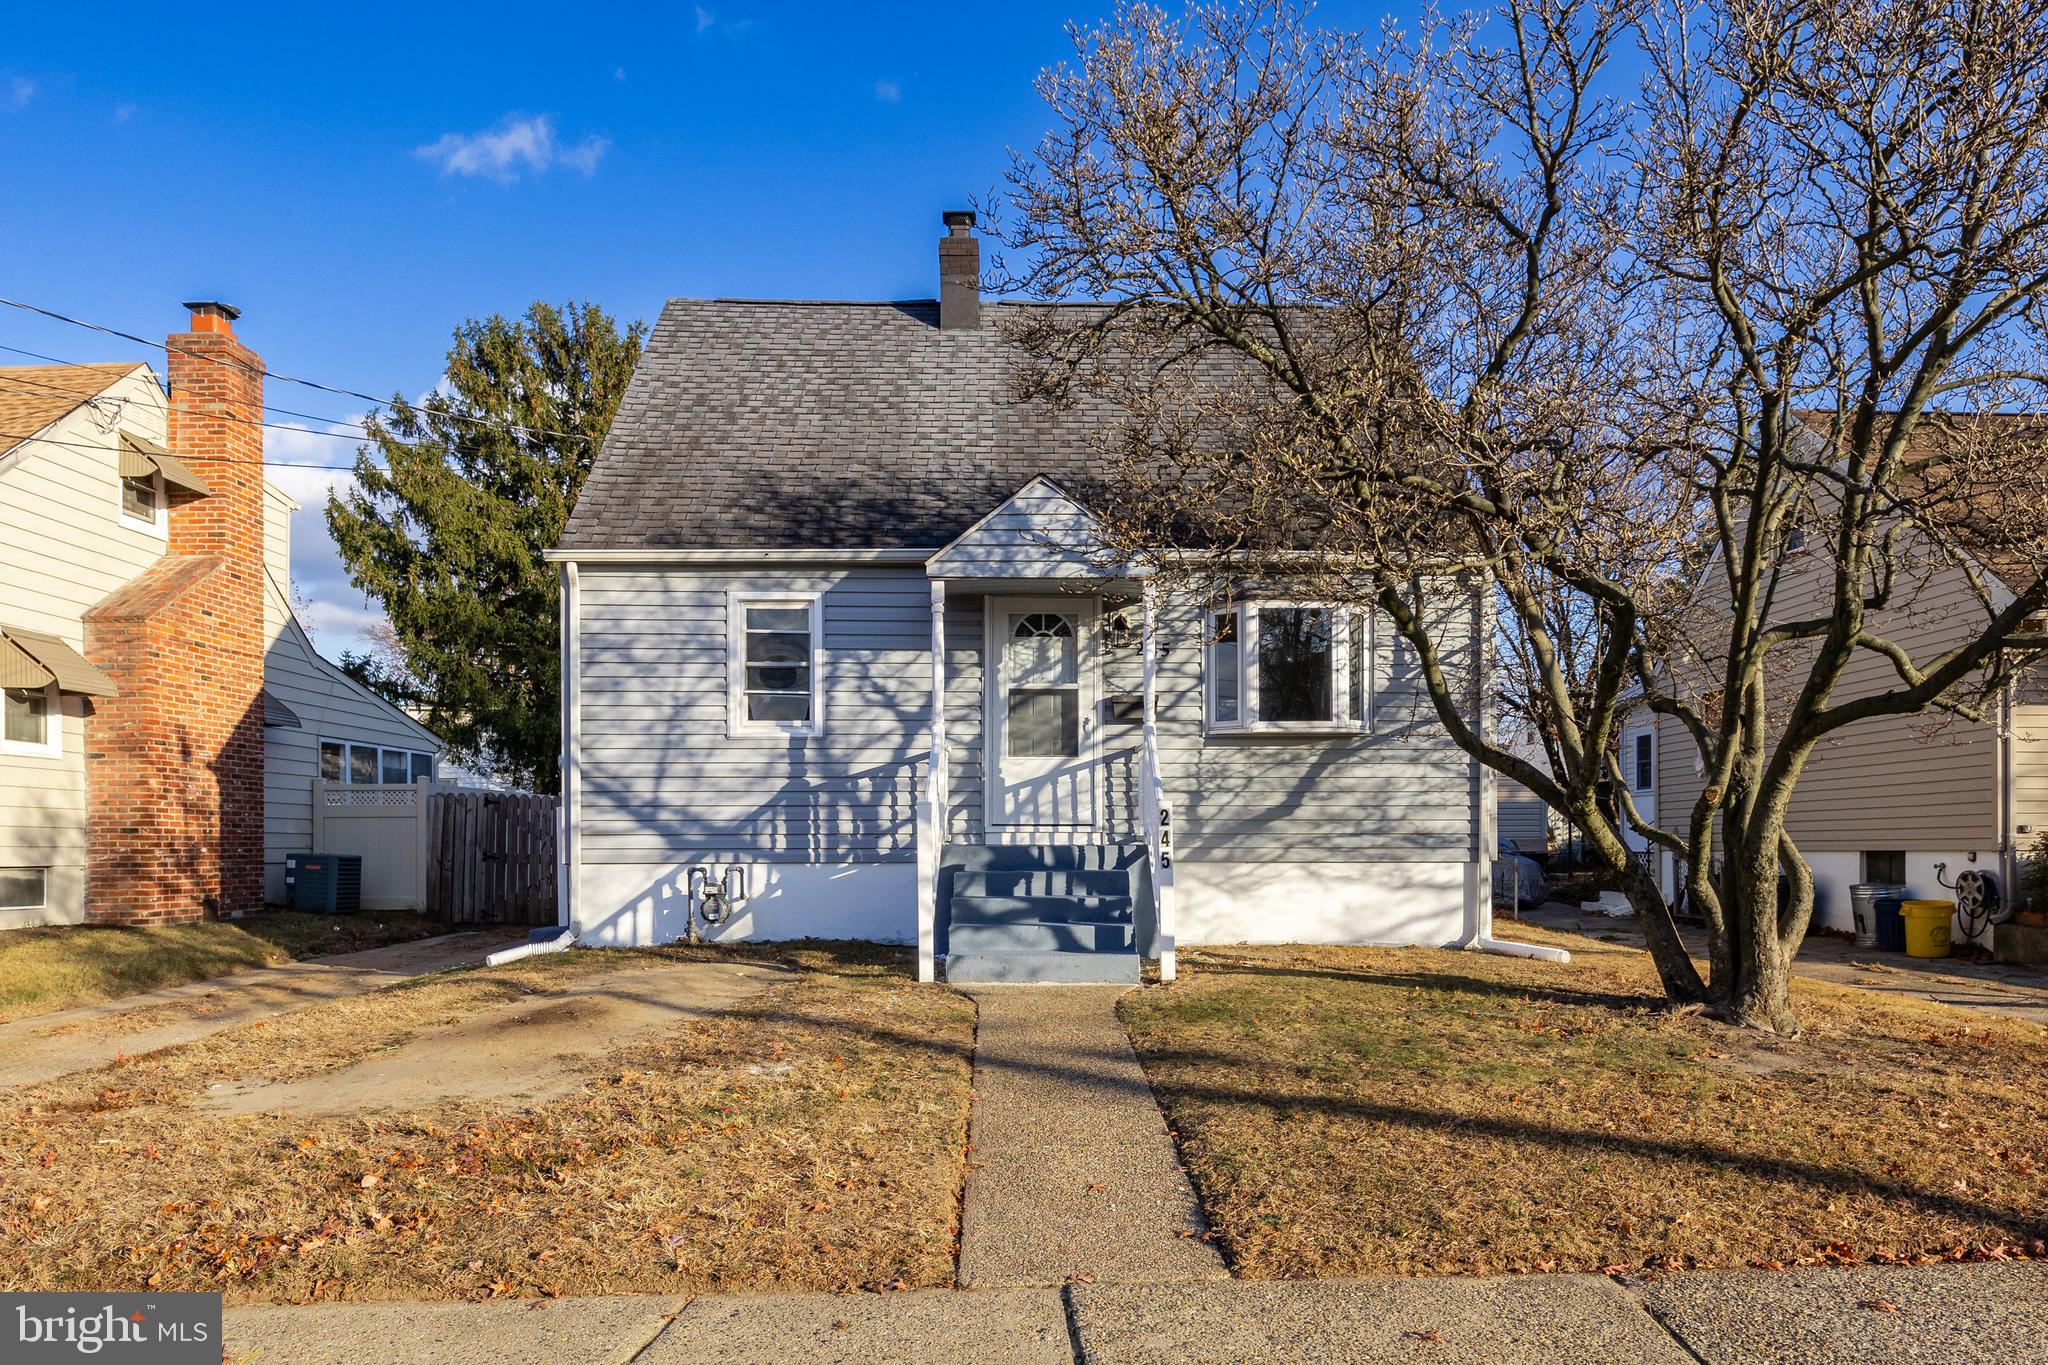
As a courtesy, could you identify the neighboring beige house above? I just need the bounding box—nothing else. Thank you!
[0,328,441,929]
[1641,422,2047,940]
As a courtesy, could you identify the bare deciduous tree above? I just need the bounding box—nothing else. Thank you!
[997,0,2048,1030]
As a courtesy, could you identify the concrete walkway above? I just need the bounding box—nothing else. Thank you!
[955,986,1227,1289]
[0,931,519,1089]
[221,1262,2048,1363]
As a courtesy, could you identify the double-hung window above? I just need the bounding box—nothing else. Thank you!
[2,684,59,757]
[119,469,166,534]
[1630,731,1654,792]
[1206,602,1370,734]
[730,594,822,736]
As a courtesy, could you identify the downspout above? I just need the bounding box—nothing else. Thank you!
[559,560,581,931]
[1999,678,2016,917]
[1463,576,1571,964]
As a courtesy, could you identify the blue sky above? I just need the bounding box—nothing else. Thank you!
[0,0,1399,659]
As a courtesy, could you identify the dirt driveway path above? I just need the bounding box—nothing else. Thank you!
[197,958,784,1115]
[0,931,521,1090]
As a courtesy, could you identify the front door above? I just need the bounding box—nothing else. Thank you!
[987,597,1098,831]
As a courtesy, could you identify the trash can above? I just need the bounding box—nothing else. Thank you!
[1848,884,1898,949]
[1901,899,1955,959]
[1874,893,1908,953]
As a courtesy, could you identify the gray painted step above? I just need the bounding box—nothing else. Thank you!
[952,868,1136,898]
[944,950,1141,985]
[949,894,1135,925]
[941,842,1148,872]
[948,919,1138,955]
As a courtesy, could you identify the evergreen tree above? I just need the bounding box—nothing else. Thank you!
[328,301,644,792]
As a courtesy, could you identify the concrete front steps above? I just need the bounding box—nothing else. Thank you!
[941,843,1148,984]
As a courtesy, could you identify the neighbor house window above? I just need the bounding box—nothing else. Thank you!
[1207,602,1368,734]
[321,739,434,784]
[0,867,47,911]
[2,684,58,757]
[119,470,165,533]
[730,594,821,735]
[1632,732,1654,791]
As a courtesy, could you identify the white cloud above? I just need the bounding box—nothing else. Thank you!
[695,5,715,30]
[614,66,628,82]
[414,114,608,184]
[874,79,901,105]
[8,78,35,109]
[113,102,136,124]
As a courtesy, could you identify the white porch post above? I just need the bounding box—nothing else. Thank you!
[1141,580,1177,982]
[917,579,947,982]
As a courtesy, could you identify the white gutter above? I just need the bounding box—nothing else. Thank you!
[543,547,937,564]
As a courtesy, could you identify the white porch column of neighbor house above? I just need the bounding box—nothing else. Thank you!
[1141,581,1177,981]
[916,579,947,982]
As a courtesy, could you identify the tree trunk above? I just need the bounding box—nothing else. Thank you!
[1710,824,1803,1034]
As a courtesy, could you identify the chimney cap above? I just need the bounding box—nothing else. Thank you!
[182,300,241,323]
[942,209,977,236]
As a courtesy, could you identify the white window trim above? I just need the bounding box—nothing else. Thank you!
[1207,600,1369,737]
[0,866,49,912]
[727,591,824,738]
[1629,730,1655,793]
[118,466,168,537]
[2,682,61,759]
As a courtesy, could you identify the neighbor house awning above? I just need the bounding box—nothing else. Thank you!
[261,687,302,729]
[119,434,211,497]
[0,626,119,697]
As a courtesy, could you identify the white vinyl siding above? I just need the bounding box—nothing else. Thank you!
[0,366,168,925]
[261,545,442,903]
[579,568,928,863]
[572,568,1480,870]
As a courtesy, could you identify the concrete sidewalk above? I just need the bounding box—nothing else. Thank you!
[0,930,518,1089]
[221,1262,2048,1363]
[955,986,1227,1288]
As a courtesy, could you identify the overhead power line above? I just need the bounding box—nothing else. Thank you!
[0,296,596,445]
[0,340,377,437]
[0,424,373,472]
[0,368,374,445]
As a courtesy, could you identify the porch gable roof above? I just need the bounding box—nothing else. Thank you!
[925,475,1126,582]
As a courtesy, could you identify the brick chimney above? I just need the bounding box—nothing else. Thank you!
[82,302,267,924]
[939,210,980,331]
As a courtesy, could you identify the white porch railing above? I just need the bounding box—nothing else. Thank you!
[1140,582,1177,981]
[916,580,948,982]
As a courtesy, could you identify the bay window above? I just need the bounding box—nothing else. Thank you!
[1207,602,1371,733]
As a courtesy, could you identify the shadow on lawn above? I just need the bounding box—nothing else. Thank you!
[1190,958,1661,1014]
[742,985,2044,1250]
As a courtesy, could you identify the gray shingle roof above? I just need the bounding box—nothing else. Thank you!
[561,299,1124,551]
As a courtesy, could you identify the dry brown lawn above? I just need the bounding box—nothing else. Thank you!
[0,942,974,1304]
[0,911,449,1022]
[1121,927,2048,1280]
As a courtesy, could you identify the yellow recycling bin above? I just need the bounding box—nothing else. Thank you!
[1901,899,1955,959]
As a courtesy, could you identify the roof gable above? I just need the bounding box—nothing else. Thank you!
[926,476,1116,580]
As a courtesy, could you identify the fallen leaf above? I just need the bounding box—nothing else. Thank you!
[1403,1329,1444,1342]
[1860,1298,1902,1313]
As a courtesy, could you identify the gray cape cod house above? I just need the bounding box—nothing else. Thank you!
[548,213,1503,983]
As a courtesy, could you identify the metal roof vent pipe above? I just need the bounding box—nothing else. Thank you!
[939,210,980,331]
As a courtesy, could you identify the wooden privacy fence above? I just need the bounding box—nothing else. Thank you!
[429,790,559,924]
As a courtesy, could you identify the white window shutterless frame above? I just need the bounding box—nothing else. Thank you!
[1207,601,1370,734]
[985,597,1099,831]
[727,593,823,737]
